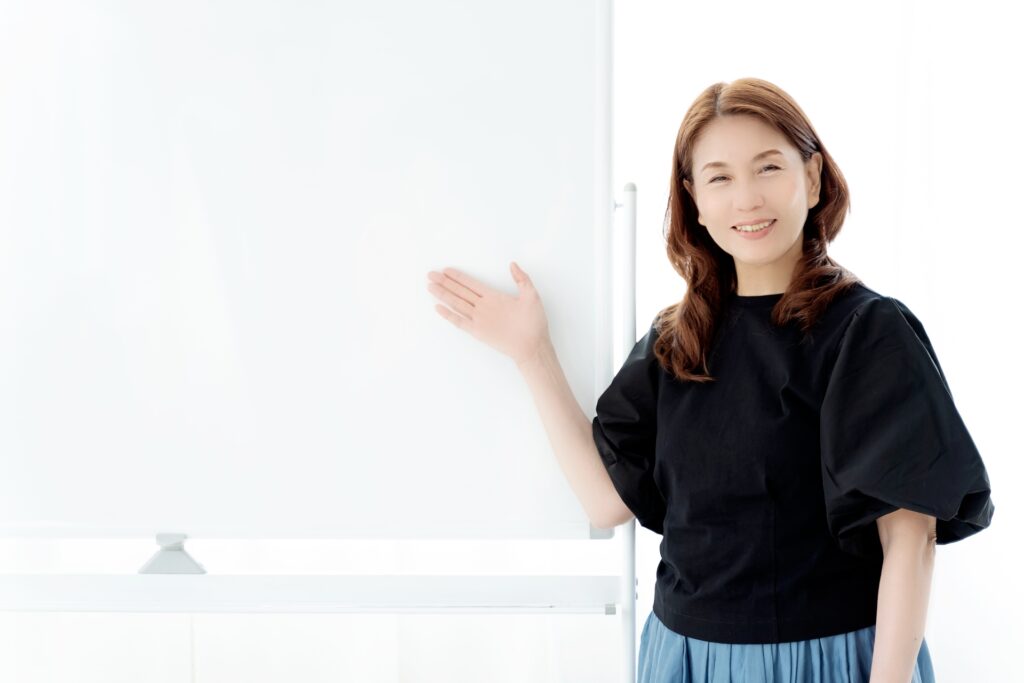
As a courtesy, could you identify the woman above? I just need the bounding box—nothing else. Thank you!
[424,77,994,682]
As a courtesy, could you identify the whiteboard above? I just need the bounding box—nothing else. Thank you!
[0,0,613,540]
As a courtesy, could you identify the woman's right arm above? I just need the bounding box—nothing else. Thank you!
[516,339,634,529]
[425,261,632,529]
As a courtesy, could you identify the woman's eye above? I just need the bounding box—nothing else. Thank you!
[709,164,780,184]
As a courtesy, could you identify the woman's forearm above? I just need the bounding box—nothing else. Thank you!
[869,537,936,683]
[516,338,623,528]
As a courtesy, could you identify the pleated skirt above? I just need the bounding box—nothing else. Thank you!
[638,610,936,683]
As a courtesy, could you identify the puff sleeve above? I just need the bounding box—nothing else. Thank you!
[591,318,667,534]
[819,296,994,559]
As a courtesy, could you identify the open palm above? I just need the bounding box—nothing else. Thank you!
[425,262,551,366]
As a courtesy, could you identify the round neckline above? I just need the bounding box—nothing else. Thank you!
[729,291,785,307]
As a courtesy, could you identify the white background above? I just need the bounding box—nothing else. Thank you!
[0,0,606,541]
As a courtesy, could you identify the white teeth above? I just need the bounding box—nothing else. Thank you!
[734,219,773,232]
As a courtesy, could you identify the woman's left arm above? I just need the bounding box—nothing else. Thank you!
[870,508,938,683]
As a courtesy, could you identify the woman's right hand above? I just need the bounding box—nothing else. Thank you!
[425,261,551,366]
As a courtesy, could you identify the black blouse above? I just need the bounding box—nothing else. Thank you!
[591,282,994,644]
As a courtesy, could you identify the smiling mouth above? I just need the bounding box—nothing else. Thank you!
[732,219,776,232]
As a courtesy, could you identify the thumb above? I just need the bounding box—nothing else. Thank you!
[512,259,528,280]
[510,261,532,289]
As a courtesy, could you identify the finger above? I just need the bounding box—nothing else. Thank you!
[427,282,475,319]
[437,270,485,308]
[510,261,532,288]
[434,303,469,330]
[441,267,485,299]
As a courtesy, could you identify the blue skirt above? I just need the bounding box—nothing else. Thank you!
[638,610,936,683]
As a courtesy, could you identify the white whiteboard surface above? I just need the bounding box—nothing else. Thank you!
[0,0,613,540]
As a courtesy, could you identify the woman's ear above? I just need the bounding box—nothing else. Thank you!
[806,152,823,210]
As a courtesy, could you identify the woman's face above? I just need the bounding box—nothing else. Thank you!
[683,115,822,291]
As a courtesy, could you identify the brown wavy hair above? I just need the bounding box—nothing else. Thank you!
[654,77,863,384]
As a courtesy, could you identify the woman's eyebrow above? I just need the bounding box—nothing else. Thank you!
[700,149,783,173]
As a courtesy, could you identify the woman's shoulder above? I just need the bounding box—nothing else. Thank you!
[827,280,885,316]
[827,281,927,336]
[816,280,907,338]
